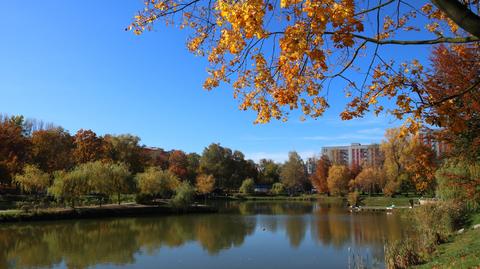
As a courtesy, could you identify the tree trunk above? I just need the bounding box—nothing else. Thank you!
[431,0,480,38]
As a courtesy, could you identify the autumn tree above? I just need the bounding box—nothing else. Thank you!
[280,151,307,192]
[404,136,438,194]
[31,128,74,173]
[309,155,331,194]
[381,128,411,195]
[0,116,30,185]
[327,165,350,196]
[14,165,51,197]
[354,166,385,195]
[135,167,180,198]
[196,174,216,196]
[130,0,480,134]
[73,129,106,164]
[424,44,480,162]
[168,150,189,180]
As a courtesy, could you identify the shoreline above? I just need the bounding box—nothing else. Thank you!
[0,203,217,223]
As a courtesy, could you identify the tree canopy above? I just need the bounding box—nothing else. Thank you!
[129,0,479,133]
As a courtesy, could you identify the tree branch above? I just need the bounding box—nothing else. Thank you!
[431,0,480,38]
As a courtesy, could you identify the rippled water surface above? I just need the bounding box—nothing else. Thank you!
[0,201,411,268]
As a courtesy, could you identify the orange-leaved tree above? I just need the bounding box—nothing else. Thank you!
[129,0,479,133]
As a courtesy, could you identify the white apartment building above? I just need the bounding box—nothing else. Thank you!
[321,143,382,167]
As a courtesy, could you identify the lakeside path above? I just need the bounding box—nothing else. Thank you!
[0,203,217,223]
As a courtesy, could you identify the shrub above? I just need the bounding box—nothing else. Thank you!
[239,178,255,194]
[385,238,422,269]
[172,181,195,208]
[271,182,285,195]
[347,191,360,207]
[413,202,467,253]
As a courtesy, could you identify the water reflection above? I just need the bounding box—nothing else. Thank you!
[0,201,408,269]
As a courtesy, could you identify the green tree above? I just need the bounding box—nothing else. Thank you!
[186,152,201,183]
[135,167,180,198]
[14,165,51,197]
[104,134,146,173]
[257,159,280,184]
[199,143,235,190]
[239,178,255,195]
[327,165,350,196]
[280,151,307,192]
[271,182,285,195]
[84,161,132,204]
[49,169,90,208]
[172,181,195,208]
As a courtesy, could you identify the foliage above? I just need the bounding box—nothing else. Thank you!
[82,161,132,204]
[425,44,480,163]
[104,134,146,174]
[309,155,330,194]
[199,143,257,190]
[31,128,74,172]
[135,167,180,198]
[186,152,201,183]
[354,166,385,195]
[346,191,360,207]
[436,161,480,210]
[270,182,285,195]
[48,170,90,208]
[385,238,423,269]
[0,117,30,185]
[239,178,255,194]
[168,150,189,180]
[404,137,437,193]
[257,159,280,184]
[130,0,479,135]
[14,165,51,195]
[327,165,350,196]
[73,129,106,164]
[412,202,467,254]
[280,151,307,191]
[381,128,412,195]
[171,181,195,208]
[196,174,215,195]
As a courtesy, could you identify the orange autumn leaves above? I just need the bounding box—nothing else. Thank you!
[130,0,478,132]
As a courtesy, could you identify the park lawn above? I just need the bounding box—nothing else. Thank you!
[414,212,480,269]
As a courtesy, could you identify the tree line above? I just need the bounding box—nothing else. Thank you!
[1,112,478,209]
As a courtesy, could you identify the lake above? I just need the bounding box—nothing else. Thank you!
[0,201,410,269]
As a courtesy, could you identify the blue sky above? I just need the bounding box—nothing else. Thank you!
[0,1,430,162]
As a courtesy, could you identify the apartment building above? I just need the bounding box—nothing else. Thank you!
[321,143,383,167]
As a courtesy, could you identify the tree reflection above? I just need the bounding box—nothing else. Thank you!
[0,202,410,269]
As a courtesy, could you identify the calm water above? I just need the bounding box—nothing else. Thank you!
[0,201,410,269]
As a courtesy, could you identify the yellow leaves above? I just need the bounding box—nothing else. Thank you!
[216,0,265,39]
[280,0,302,9]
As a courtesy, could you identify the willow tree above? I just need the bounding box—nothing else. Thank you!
[129,0,479,133]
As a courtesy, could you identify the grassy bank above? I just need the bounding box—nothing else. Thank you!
[414,212,480,269]
[237,194,417,207]
[0,203,217,223]
[361,196,415,207]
